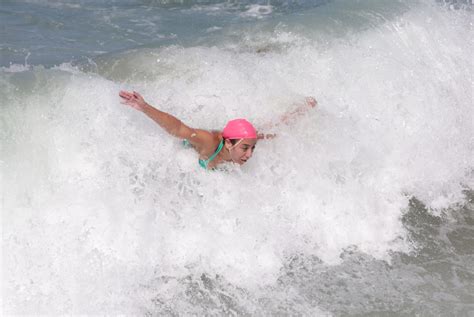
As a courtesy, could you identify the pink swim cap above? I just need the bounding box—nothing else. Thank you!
[222,118,257,139]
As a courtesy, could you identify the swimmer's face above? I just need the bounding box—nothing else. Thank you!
[225,138,257,165]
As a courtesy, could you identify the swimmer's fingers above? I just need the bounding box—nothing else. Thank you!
[119,90,134,100]
[305,96,317,108]
[119,91,135,105]
[119,90,149,111]
[120,99,134,106]
[132,91,145,103]
[120,90,144,103]
[119,91,141,110]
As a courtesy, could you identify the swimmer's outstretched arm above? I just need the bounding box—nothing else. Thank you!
[280,96,317,124]
[119,90,215,150]
[257,96,317,139]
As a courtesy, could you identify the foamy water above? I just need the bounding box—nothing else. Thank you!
[1,0,473,315]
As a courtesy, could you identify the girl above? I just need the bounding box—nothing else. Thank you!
[119,90,316,169]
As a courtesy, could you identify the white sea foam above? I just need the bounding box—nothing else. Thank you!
[2,0,472,314]
[240,4,274,19]
[1,64,31,73]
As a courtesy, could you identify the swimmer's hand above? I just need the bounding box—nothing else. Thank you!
[119,90,149,112]
[258,96,317,138]
[281,96,317,123]
[305,96,317,108]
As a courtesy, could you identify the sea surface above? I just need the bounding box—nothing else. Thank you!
[1,0,473,315]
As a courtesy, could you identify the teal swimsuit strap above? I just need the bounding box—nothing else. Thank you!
[199,139,224,169]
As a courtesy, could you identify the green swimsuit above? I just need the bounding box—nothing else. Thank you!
[183,139,224,169]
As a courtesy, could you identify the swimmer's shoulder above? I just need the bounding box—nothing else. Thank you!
[199,131,222,156]
[188,130,221,157]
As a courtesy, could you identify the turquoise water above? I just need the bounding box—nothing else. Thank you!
[1,0,473,315]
